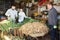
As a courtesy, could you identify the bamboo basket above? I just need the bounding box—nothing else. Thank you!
[19,22,49,37]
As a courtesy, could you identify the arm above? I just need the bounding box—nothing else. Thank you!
[51,10,57,25]
[15,11,18,17]
[5,9,10,17]
[23,12,28,18]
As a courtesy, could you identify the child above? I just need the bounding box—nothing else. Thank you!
[18,9,27,23]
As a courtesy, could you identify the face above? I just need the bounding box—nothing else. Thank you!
[20,9,23,12]
[47,4,52,10]
[11,6,16,10]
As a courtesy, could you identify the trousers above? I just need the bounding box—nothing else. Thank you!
[49,25,57,40]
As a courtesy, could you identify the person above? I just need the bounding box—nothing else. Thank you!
[46,2,58,40]
[5,5,17,22]
[18,9,28,23]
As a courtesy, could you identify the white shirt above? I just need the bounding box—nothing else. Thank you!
[26,3,32,7]
[5,9,17,20]
[18,12,27,23]
[29,3,32,7]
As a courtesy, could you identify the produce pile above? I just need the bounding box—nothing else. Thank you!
[19,22,49,37]
[0,18,49,40]
[0,18,40,32]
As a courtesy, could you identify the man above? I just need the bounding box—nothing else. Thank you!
[46,3,58,40]
[5,5,17,22]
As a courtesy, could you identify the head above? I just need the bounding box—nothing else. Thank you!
[46,2,53,10]
[20,9,23,12]
[11,5,16,10]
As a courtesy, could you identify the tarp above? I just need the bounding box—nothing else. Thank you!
[38,0,46,6]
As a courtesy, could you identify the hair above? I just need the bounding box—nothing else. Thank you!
[12,5,16,7]
[47,2,53,6]
[11,3,16,7]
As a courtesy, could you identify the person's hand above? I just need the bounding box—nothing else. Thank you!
[28,17,31,19]
[53,25,57,29]
[25,16,31,18]
[8,15,10,17]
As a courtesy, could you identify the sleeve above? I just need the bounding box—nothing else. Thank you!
[5,9,10,17]
[51,10,57,25]
[15,11,18,17]
[19,12,21,16]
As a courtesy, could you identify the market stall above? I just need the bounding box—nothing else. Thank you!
[0,0,60,40]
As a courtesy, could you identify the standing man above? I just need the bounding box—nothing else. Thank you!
[5,5,17,22]
[46,3,58,40]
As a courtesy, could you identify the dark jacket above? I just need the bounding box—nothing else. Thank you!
[48,7,57,25]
